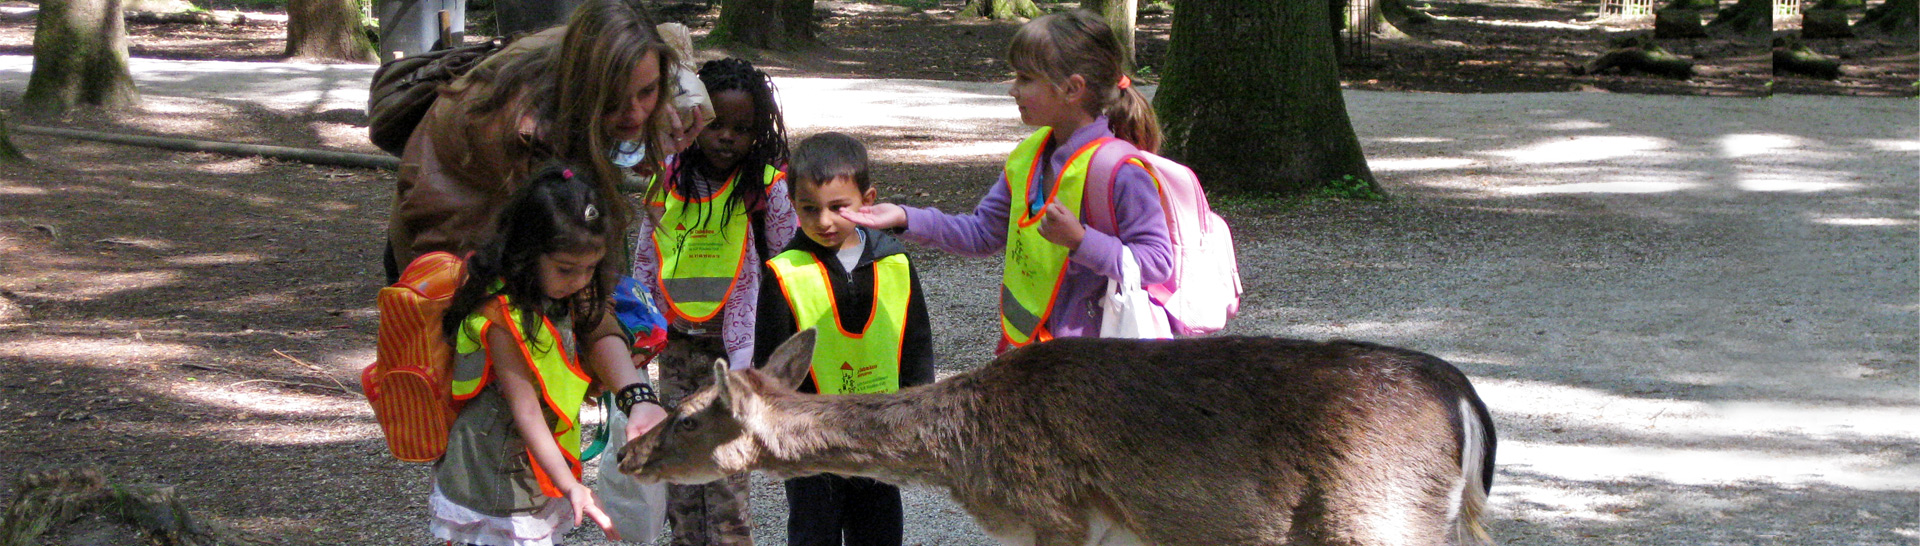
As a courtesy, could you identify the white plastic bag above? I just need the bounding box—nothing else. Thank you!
[1099,247,1173,339]
[596,406,668,543]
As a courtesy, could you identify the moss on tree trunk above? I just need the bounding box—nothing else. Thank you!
[22,0,140,113]
[1576,34,1696,78]
[1772,36,1843,79]
[1855,0,1918,38]
[0,112,24,164]
[285,0,377,62]
[1707,0,1773,35]
[1081,0,1138,68]
[1154,0,1378,197]
[959,0,1040,20]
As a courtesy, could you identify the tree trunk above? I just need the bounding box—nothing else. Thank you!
[959,0,1041,20]
[0,112,25,164]
[1707,0,1773,34]
[286,0,377,62]
[22,0,140,113]
[1081,0,1137,68]
[708,0,812,48]
[494,0,578,36]
[1855,0,1918,37]
[779,0,816,45]
[1154,0,1377,197]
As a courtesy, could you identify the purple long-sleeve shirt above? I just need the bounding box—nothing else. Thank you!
[899,118,1172,340]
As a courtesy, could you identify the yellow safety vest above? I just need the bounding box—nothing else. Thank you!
[766,250,912,395]
[649,165,784,328]
[1000,128,1105,348]
[451,296,594,498]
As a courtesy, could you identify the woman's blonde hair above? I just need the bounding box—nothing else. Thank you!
[467,0,676,247]
[1008,9,1161,153]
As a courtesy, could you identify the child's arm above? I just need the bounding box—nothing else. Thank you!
[763,176,799,255]
[899,259,937,388]
[583,335,668,442]
[486,327,620,538]
[843,175,1015,258]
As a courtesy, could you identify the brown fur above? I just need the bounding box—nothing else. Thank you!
[618,331,1498,546]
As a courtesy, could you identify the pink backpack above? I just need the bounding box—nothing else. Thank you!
[1083,139,1242,336]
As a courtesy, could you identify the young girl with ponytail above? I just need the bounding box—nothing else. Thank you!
[842,9,1173,353]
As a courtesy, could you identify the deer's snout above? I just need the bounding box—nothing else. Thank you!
[616,433,659,476]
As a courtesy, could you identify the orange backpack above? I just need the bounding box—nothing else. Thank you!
[361,252,468,462]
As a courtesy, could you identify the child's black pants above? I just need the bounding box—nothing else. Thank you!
[784,473,903,546]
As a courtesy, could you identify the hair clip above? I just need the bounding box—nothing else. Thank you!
[1118,75,1132,90]
[561,169,574,179]
[584,204,600,221]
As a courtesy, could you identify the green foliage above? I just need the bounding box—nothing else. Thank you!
[1206,191,1307,217]
[1316,174,1387,201]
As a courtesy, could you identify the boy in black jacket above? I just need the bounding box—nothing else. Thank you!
[753,132,934,546]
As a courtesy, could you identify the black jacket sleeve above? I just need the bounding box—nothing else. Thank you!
[898,260,937,388]
[753,261,800,371]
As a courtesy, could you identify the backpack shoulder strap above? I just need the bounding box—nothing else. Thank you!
[1083,138,1148,236]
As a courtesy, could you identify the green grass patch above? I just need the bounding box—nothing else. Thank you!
[1315,174,1387,201]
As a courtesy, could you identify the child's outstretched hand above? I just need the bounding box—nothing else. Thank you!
[567,483,620,540]
[627,401,669,441]
[1039,202,1085,250]
[840,203,907,231]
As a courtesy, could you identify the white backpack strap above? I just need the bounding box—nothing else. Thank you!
[1082,138,1144,236]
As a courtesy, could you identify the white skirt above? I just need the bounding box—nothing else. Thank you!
[428,484,576,546]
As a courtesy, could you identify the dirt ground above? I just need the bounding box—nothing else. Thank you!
[0,0,1915,544]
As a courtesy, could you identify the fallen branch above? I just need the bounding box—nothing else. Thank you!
[11,125,397,171]
[223,377,350,394]
[273,349,361,398]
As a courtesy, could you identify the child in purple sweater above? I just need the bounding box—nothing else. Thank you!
[843,10,1172,353]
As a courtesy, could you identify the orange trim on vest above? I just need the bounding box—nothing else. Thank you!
[490,296,587,498]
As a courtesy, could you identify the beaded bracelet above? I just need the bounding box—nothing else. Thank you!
[615,382,660,415]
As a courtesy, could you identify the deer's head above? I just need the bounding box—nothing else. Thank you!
[616,329,816,483]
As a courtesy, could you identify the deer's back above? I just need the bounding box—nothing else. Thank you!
[938,336,1476,544]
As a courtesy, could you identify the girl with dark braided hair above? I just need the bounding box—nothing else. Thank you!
[631,57,795,546]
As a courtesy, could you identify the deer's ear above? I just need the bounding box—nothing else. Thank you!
[763,329,818,391]
[711,357,739,407]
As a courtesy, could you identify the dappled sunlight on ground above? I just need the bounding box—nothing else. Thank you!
[0,336,204,363]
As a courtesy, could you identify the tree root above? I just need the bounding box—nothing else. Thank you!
[1773,36,1844,79]
[0,467,260,546]
[1573,34,1696,79]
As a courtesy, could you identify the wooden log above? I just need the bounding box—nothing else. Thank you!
[1575,34,1697,78]
[1802,8,1858,37]
[1773,36,1844,79]
[1656,9,1711,37]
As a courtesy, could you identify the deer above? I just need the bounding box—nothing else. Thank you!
[617,330,1498,546]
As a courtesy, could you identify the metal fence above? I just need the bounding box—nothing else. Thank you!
[1341,0,1372,61]
[1601,0,1658,17]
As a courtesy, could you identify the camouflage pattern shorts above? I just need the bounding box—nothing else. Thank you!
[657,334,754,546]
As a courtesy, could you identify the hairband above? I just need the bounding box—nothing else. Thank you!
[1118,75,1132,90]
[584,204,600,221]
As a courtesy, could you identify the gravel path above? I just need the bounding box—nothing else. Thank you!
[3,56,1913,545]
